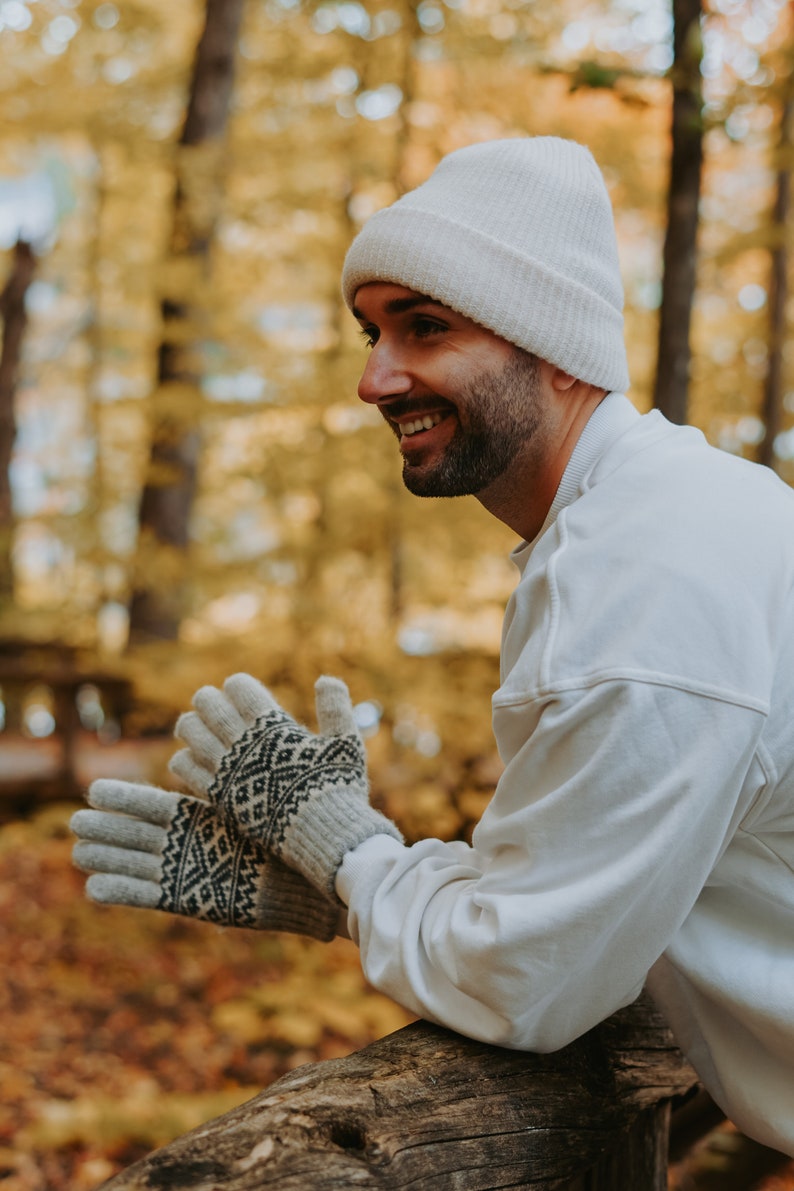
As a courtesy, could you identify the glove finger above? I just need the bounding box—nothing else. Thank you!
[191,686,248,748]
[222,673,281,726]
[174,711,227,769]
[314,675,358,738]
[168,749,214,798]
[73,841,162,883]
[87,779,181,826]
[70,808,166,854]
[85,872,160,910]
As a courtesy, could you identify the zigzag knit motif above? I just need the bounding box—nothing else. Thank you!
[208,709,369,856]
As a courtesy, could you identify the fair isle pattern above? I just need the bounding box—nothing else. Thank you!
[209,710,368,856]
[158,797,262,928]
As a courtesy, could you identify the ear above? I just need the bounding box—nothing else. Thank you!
[550,368,577,392]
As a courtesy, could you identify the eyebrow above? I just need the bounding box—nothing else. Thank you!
[352,294,449,320]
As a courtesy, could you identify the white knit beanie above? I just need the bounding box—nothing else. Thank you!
[342,137,629,393]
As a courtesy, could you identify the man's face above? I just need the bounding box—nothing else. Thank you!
[353,283,543,498]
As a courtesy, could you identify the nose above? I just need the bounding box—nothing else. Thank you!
[357,342,411,406]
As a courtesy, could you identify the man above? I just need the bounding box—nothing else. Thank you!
[72,137,794,1155]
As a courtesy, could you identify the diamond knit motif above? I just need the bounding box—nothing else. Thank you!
[159,798,261,928]
[209,709,368,855]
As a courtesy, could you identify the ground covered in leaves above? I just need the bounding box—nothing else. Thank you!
[0,806,412,1190]
[2,806,794,1191]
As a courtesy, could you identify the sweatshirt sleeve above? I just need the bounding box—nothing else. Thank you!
[336,678,766,1051]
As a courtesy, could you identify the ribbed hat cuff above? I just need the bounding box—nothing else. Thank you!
[342,206,630,394]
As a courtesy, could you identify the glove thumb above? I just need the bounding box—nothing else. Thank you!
[315,676,358,738]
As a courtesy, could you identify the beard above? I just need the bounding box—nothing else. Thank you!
[402,348,543,498]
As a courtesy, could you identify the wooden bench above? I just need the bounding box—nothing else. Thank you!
[0,639,130,814]
[100,992,699,1190]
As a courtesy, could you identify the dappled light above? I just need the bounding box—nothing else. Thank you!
[2,0,794,1186]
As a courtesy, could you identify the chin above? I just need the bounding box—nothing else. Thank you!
[402,467,475,499]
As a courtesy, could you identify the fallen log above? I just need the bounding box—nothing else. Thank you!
[100,992,697,1190]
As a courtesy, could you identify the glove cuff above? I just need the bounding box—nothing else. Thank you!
[282,789,403,898]
[257,857,340,942]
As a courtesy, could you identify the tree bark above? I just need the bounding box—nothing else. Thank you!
[99,993,697,1191]
[758,93,793,471]
[128,0,245,644]
[652,0,704,425]
[0,240,36,602]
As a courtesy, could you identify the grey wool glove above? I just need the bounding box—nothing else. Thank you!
[168,674,402,899]
[70,780,339,941]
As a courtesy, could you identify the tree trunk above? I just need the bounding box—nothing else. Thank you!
[0,240,36,603]
[652,0,704,425]
[758,93,793,471]
[99,994,698,1191]
[128,0,245,644]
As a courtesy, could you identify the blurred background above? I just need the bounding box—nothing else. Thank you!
[1,0,794,1186]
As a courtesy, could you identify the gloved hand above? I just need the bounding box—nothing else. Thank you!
[70,779,340,940]
[168,673,402,898]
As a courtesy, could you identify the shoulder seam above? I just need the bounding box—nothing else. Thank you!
[493,669,770,716]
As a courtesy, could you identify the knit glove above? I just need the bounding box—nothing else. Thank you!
[70,780,339,941]
[168,674,402,898]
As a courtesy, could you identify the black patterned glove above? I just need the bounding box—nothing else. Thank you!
[168,674,402,898]
[71,780,339,940]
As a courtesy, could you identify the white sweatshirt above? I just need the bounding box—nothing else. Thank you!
[337,392,794,1156]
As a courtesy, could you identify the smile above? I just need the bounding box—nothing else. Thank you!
[398,412,446,438]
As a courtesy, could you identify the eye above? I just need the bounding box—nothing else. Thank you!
[412,315,447,339]
[358,325,379,348]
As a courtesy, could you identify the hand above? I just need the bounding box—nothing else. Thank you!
[169,674,402,897]
[71,779,339,940]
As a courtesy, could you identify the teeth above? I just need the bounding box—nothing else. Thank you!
[400,413,443,438]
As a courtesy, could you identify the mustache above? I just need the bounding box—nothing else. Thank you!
[379,396,455,420]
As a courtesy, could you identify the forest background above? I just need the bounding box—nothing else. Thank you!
[2,0,794,1187]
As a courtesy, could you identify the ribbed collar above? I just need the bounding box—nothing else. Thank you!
[512,391,640,566]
